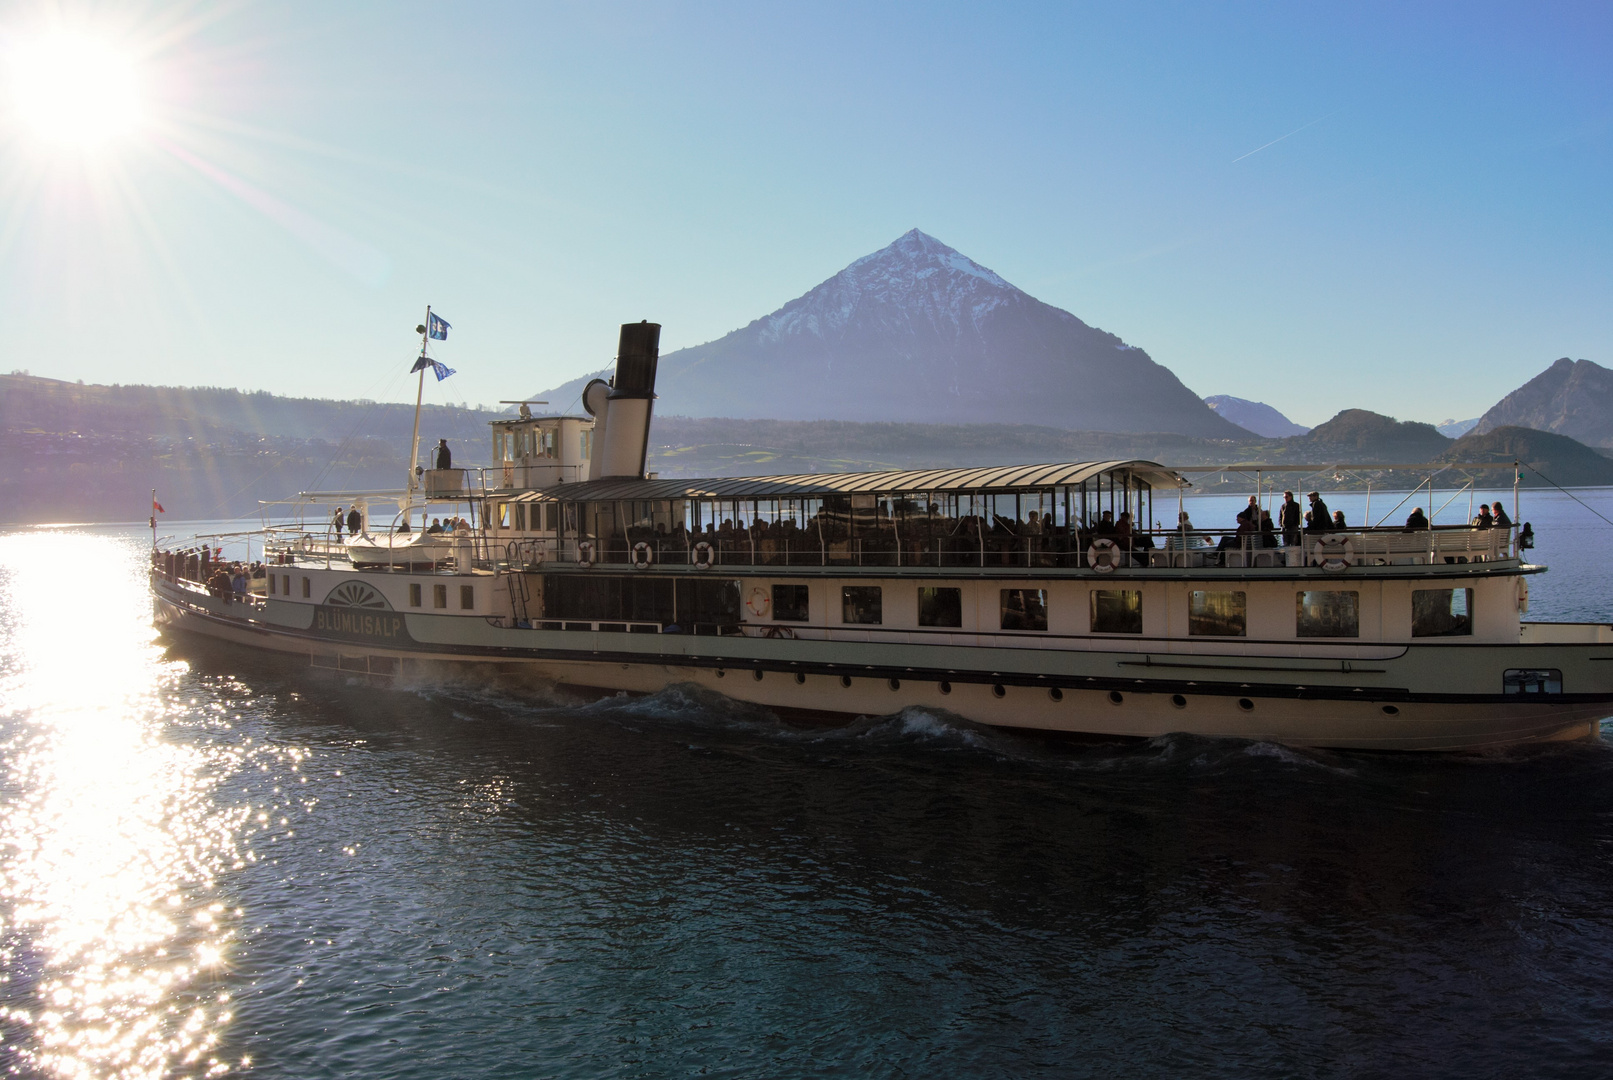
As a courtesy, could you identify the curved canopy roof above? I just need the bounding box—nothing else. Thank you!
[509,460,1188,503]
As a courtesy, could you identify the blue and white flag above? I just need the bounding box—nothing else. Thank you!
[410,355,456,381]
[427,311,451,340]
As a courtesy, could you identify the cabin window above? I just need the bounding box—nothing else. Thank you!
[1297,591,1359,638]
[773,584,810,622]
[918,587,962,628]
[511,504,525,531]
[497,503,510,528]
[1090,590,1142,634]
[409,584,422,607]
[268,575,276,595]
[842,586,882,625]
[1504,668,1561,694]
[1189,591,1246,637]
[581,430,593,461]
[283,575,291,596]
[1000,589,1047,631]
[460,585,475,610]
[433,583,448,609]
[1412,589,1472,637]
[301,577,310,599]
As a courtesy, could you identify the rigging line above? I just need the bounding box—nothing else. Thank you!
[1520,462,1613,528]
[201,365,408,521]
[302,367,411,496]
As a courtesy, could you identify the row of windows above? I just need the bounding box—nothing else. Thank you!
[267,574,310,598]
[771,585,1475,639]
[408,583,476,610]
[270,575,475,610]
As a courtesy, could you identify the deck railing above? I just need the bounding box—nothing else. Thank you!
[482,524,1514,572]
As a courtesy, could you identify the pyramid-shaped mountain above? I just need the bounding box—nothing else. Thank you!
[533,230,1244,437]
[1473,357,1613,448]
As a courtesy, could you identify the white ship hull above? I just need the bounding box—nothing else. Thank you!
[153,580,1608,752]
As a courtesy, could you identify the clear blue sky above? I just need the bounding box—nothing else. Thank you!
[2,1,1609,427]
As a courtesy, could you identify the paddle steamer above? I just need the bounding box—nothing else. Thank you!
[151,322,1613,750]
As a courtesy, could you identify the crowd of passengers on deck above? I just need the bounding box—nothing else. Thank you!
[560,488,1523,569]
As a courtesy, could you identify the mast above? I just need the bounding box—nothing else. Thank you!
[407,307,429,500]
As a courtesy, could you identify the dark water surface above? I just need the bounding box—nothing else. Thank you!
[3,503,1613,1078]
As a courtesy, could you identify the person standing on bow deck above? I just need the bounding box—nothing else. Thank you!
[433,439,452,470]
[333,506,345,539]
[346,506,362,537]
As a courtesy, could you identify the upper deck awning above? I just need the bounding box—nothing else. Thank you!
[508,460,1189,503]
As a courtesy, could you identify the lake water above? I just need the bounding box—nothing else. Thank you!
[3,489,1613,1078]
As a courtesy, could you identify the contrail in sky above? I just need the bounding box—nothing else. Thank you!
[1232,110,1342,163]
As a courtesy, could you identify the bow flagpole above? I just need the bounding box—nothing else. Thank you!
[406,307,457,506]
[407,307,430,498]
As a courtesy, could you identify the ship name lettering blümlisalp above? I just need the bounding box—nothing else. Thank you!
[315,608,405,641]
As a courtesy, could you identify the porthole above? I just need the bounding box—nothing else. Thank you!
[1171,694,1187,709]
[1048,687,1064,702]
[992,684,1007,698]
[888,678,901,691]
[840,675,853,689]
[1237,698,1254,712]
[1381,704,1400,716]
[938,680,952,695]
[715,668,725,678]
[753,669,764,682]
[794,672,806,685]
[1108,690,1124,706]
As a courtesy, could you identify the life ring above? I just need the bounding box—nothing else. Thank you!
[1312,537,1354,572]
[576,540,594,569]
[692,541,713,570]
[632,541,653,570]
[745,586,771,618]
[1088,538,1122,573]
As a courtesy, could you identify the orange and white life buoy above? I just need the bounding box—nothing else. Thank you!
[1312,537,1354,572]
[692,541,714,570]
[576,540,594,569]
[745,586,771,618]
[1088,538,1122,573]
[632,541,653,570]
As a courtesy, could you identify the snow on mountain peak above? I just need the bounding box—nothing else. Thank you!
[758,230,1025,344]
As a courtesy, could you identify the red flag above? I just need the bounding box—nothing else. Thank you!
[153,498,165,514]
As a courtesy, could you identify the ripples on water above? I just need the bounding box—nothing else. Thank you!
[2,521,1612,1078]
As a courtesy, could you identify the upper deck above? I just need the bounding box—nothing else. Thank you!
[479,458,1524,577]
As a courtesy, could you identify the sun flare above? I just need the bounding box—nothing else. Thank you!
[7,31,146,148]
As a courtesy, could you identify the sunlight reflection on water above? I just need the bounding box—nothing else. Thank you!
[0,534,256,1078]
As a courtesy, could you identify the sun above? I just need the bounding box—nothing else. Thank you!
[6,31,146,149]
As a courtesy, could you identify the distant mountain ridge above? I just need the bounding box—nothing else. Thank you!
[1297,409,1451,460]
[1203,395,1310,437]
[533,230,1244,438]
[1474,358,1613,448]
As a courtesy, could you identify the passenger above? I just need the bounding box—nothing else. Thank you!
[1279,491,1303,547]
[1093,510,1117,537]
[1218,507,1253,552]
[1259,510,1278,548]
[347,507,362,536]
[231,567,247,599]
[433,438,452,470]
[397,518,412,533]
[1306,492,1331,533]
[1474,505,1494,528]
[1405,507,1430,530]
[1165,512,1207,550]
[1333,510,1347,530]
[1492,502,1512,528]
[427,518,444,533]
[333,506,345,539]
